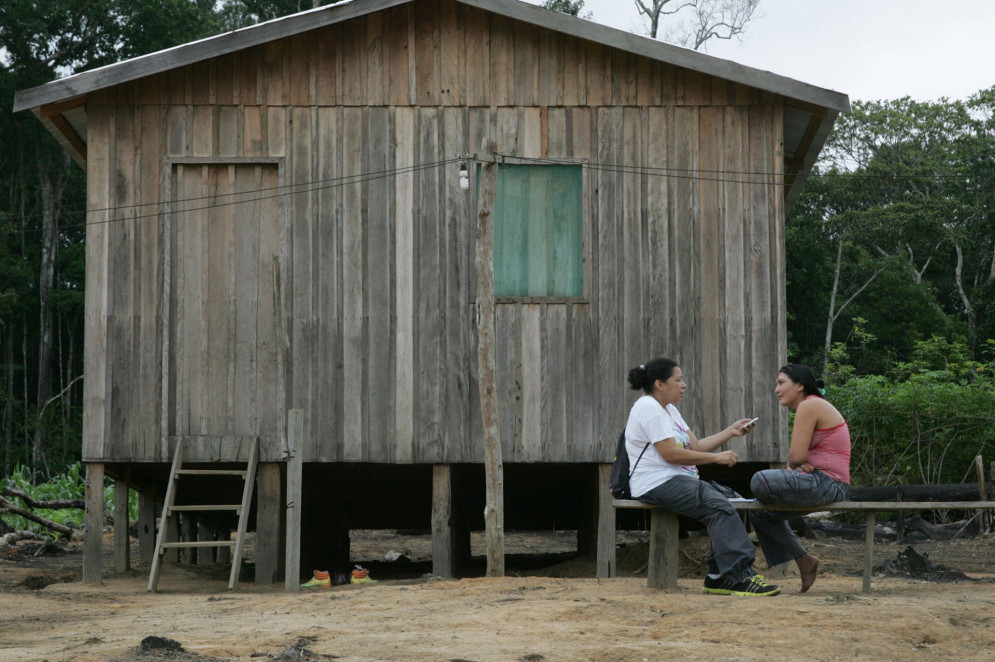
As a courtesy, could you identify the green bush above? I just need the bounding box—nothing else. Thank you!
[828,338,995,486]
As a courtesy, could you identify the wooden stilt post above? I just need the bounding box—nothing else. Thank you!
[432,465,455,578]
[83,462,105,584]
[113,474,131,573]
[285,409,304,591]
[256,462,282,585]
[596,464,616,578]
[475,141,504,577]
[138,484,156,565]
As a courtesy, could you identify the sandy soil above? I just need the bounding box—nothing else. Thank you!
[1,529,994,662]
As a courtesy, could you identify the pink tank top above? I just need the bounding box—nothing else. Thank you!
[808,420,851,484]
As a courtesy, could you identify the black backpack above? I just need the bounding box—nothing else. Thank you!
[609,429,650,499]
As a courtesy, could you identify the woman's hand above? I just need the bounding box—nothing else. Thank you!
[712,450,739,467]
[727,418,757,438]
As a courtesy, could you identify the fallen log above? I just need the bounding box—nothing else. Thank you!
[0,530,46,548]
[0,496,75,539]
[1,487,85,510]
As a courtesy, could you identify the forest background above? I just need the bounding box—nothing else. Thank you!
[2,1,995,519]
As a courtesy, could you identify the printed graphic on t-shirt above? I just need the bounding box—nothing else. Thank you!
[670,419,695,474]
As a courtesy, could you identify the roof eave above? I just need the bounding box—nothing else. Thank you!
[15,0,850,115]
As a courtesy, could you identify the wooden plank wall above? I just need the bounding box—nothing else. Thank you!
[83,0,788,465]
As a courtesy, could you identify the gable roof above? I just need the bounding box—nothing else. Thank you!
[13,0,850,206]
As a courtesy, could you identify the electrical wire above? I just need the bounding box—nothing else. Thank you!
[2,155,994,236]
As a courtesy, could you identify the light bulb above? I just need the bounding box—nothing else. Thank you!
[459,161,469,190]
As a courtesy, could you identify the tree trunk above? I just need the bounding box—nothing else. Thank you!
[822,240,844,372]
[33,158,67,470]
[952,240,977,357]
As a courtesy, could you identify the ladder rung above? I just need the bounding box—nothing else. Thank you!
[160,541,236,549]
[176,469,247,477]
[170,505,241,512]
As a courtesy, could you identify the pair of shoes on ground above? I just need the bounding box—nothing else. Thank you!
[702,573,780,596]
[302,567,377,588]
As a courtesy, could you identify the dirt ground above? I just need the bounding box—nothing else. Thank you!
[1,527,994,662]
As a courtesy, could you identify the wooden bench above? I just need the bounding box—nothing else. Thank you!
[611,498,995,592]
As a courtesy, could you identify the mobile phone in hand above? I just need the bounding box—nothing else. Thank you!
[742,417,759,428]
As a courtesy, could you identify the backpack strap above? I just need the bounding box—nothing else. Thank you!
[628,441,651,478]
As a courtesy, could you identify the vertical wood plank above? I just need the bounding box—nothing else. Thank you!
[596,108,622,447]
[520,305,541,462]
[415,108,443,461]
[622,107,645,378]
[289,33,312,107]
[264,40,288,106]
[442,106,472,461]
[366,13,386,106]
[386,6,411,106]
[722,107,748,451]
[513,23,539,107]
[291,107,313,442]
[647,107,670,357]
[489,14,514,106]
[439,0,465,106]
[414,0,438,106]
[315,26,338,105]
[342,107,364,460]
[464,5,489,106]
[256,165,281,444]
[395,110,415,463]
[365,106,392,463]
[316,107,342,460]
[698,107,722,434]
[543,304,568,462]
[538,29,564,107]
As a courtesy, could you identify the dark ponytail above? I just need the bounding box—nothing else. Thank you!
[778,364,825,397]
[628,357,679,394]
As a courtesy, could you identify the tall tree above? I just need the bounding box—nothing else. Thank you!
[1,0,221,473]
[787,93,995,371]
[541,0,593,19]
[633,0,760,50]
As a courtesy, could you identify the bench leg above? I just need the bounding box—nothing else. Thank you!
[647,509,679,590]
[863,511,876,592]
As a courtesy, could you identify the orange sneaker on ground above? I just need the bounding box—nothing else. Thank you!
[350,565,377,584]
[302,570,331,588]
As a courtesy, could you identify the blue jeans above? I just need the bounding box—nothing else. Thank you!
[639,475,757,583]
[749,469,850,566]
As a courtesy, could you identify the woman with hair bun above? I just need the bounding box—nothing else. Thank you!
[624,357,780,597]
[749,364,851,593]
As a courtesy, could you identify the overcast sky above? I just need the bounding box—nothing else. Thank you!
[526,0,995,103]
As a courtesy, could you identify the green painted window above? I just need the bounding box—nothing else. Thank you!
[488,164,583,297]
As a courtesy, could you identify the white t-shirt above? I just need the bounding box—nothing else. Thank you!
[624,395,697,497]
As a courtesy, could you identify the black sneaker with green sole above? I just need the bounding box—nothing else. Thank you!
[703,574,780,597]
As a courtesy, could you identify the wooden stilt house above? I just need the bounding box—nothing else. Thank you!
[14,0,849,586]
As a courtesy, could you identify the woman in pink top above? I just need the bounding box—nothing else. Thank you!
[749,364,851,593]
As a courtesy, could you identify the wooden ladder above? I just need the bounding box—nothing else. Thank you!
[148,438,259,592]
